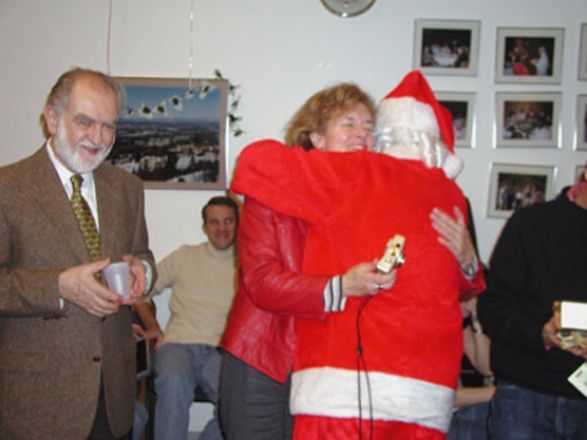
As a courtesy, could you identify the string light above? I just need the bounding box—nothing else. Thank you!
[188,0,195,90]
[106,0,113,75]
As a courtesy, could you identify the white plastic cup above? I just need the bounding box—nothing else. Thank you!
[103,261,131,298]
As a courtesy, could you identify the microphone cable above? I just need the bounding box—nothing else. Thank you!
[356,296,374,440]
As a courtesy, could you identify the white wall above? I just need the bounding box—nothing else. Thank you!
[2,0,587,432]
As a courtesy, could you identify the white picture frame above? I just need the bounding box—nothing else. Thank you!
[495,92,561,149]
[488,163,556,219]
[413,19,480,76]
[576,95,587,150]
[579,23,587,80]
[495,27,564,84]
[436,91,476,148]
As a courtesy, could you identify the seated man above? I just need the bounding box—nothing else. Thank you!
[230,71,485,439]
[135,196,238,440]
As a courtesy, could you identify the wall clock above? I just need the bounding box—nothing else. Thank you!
[320,0,375,18]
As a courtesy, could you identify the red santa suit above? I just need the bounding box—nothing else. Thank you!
[230,71,485,439]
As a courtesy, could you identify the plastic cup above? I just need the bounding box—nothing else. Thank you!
[103,261,131,298]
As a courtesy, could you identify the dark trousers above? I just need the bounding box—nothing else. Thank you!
[219,352,293,440]
[488,381,587,440]
[87,380,131,440]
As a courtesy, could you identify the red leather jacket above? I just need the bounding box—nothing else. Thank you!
[221,197,328,383]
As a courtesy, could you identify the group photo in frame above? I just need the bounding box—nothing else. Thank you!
[576,95,587,150]
[495,92,561,149]
[412,19,480,76]
[436,91,476,148]
[579,23,587,80]
[488,163,556,219]
[495,27,564,84]
[106,77,229,190]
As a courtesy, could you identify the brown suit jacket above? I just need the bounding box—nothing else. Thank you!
[0,147,155,439]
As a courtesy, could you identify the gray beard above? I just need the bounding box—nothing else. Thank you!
[53,122,112,173]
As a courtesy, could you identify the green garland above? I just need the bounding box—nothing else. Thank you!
[214,69,244,137]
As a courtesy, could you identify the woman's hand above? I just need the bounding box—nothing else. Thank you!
[342,260,397,297]
[430,207,476,270]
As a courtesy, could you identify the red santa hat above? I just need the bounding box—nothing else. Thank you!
[376,70,464,179]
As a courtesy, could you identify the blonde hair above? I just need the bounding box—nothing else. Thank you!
[284,83,375,150]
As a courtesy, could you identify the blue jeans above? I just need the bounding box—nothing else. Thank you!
[489,381,587,440]
[133,400,148,440]
[154,343,223,440]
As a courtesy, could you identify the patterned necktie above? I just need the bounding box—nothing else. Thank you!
[70,174,101,261]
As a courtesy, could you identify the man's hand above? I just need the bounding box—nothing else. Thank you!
[122,254,146,302]
[342,260,397,297]
[542,313,587,358]
[59,258,123,317]
[145,327,165,351]
[542,312,561,350]
[131,323,164,349]
[132,323,145,338]
[430,207,476,270]
[132,301,165,350]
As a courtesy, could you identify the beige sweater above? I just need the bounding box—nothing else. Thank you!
[151,243,237,346]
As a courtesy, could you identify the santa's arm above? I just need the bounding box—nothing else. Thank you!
[231,139,353,223]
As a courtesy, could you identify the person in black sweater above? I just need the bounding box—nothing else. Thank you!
[478,167,587,440]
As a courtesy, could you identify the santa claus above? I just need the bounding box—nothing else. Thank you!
[230,71,485,439]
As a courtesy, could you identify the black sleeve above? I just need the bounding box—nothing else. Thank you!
[477,210,548,354]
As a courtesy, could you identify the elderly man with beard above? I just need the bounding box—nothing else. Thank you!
[0,68,155,440]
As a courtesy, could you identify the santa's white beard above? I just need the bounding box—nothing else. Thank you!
[375,128,463,179]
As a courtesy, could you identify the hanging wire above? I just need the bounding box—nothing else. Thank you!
[188,0,195,90]
[356,297,375,440]
[106,0,113,75]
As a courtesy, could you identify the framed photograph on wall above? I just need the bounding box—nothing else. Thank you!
[495,27,564,84]
[436,92,476,148]
[106,77,229,190]
[488,163,555,219]
[495,92,561,149]
[575,164,586,183]
[576,95,587,150]
[413,19,480,76]
[579,23,587,80]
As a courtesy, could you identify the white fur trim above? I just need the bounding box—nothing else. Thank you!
[377,97,439,138]
[290,366,455,433]
[442,154,464,179]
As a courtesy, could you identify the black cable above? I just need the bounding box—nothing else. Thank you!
[356,296,374,440]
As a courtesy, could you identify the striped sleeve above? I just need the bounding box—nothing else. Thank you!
[323,275,347,313]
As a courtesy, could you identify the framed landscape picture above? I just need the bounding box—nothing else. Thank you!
[413,19,480,76]
[495,27,564,84]
[106,77,229,190]
[577,95,587,150]
[488,163,555,219]
[579,23,587,80]
[436,91,476,148]
[495,92,561,149]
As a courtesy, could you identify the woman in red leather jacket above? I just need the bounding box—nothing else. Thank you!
[220,83,397,439]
